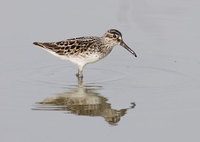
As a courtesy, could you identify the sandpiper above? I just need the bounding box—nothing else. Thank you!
[33,29,137,78]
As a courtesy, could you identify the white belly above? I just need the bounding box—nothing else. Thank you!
[44,48,110,69]
[68,54,101,67]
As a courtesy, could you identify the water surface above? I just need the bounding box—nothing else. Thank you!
[0,0,200,142]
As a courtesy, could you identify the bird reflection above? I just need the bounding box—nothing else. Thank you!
[33,78,136,125]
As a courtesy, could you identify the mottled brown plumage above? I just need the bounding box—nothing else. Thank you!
[34,37,101,56]
[33,29,137,78]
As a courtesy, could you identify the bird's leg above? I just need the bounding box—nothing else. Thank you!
[76,69,80,77]
[76,67,83,78]
[77,75,83,86]
[79,70,83,78]
[76,67,83,86]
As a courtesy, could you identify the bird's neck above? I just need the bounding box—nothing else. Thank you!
[101,37,117,48]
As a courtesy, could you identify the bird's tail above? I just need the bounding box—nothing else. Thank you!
[33,42,44,48]
[33,42,60,52]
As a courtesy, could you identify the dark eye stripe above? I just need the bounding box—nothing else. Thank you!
[110,32,118,35]
[109,29,122,37]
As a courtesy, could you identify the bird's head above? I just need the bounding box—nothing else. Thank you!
[103,29,137,57]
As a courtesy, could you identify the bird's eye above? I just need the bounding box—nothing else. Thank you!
[113,34,117,38]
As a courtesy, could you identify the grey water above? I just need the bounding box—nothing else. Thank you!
[1,0,200,142]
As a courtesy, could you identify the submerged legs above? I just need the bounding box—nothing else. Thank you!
[76,66,84,78]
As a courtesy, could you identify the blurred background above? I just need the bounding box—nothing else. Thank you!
[0,0,200,142]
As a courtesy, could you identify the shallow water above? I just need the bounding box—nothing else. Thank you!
[1,0,200,142]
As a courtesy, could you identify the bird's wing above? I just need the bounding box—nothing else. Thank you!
[33,37,99,56]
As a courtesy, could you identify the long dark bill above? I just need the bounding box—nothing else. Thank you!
[120,41,137,57]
